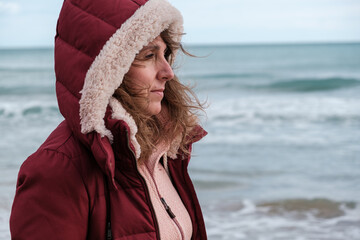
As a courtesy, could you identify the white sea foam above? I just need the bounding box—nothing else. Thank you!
[207,96,360,126]
[201,95,360,147]
[0,98,60,119]
[203,199,360,240]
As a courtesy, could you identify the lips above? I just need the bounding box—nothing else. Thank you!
[150,88,164,97]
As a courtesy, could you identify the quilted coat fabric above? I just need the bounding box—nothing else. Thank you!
[9,0,207,239]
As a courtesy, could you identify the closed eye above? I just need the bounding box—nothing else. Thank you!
[145,53,155,59]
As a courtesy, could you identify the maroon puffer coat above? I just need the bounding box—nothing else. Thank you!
[10,0,207,239]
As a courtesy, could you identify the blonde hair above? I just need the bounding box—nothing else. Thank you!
[113,30,204,162]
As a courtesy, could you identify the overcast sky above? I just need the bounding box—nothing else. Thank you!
[0,0,359,48]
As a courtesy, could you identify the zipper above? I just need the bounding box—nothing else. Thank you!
[125,130,185,240]
[160,197,186,240]
[125,131,161,240]
[160,197,175,218]
[145,164,185,240]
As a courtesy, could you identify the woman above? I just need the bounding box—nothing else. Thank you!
[9,0,207,239]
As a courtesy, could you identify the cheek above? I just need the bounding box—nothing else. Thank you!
[126,67,153,90]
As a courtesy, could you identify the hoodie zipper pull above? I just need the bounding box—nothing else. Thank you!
[160,197,176,219]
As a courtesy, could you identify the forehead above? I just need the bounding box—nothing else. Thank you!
[140,36,166,51]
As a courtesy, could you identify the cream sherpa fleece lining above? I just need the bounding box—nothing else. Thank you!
[79,0,183,159]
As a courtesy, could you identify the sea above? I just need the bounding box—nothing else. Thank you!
[1,43,360,239]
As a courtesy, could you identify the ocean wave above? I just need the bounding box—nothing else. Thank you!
[208,198,357,219]
[192,179,239,190]
[191,167,283,179]
[210,111,360,126]
[185,74,360,93]
[181,72,271,80]
[0,67,53,73]
[258,198,356,219]
[0,86,55,95]
[0,103,60,119]
[207,96,360,126]
[204,198,360,240]
[256,77,360,92]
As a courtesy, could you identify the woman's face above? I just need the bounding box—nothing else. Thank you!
[126,36,174,116]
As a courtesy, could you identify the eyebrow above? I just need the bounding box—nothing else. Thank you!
[140,45,160,52]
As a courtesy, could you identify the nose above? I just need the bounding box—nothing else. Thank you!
[157,58,174,81]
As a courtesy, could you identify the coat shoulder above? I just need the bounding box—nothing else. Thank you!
[20,121,103,190]
[11,121,107,239]
[39,120,89,160]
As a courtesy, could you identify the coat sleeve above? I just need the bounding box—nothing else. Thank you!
[10,149,89,240]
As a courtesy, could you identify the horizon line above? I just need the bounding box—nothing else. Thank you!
[1,40,360,50]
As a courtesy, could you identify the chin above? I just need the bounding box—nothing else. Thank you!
[147,103,162,116]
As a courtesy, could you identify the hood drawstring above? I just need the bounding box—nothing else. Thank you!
[163,152,170,177]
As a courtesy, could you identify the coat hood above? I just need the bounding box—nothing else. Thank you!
[55,0,184,162]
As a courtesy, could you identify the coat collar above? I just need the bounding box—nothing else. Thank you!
[86,104,207,190]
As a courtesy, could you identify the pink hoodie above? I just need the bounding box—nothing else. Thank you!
[138,141,193,240]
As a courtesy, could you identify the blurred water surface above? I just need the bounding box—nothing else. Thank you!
[1,43,360,239]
